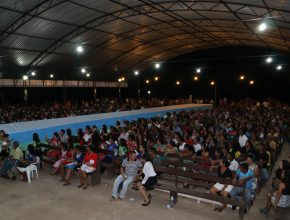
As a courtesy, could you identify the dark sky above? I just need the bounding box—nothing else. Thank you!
[0,46,289,104]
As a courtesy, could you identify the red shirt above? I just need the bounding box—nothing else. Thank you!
[84,152,98,168]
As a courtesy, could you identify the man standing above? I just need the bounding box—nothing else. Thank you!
[112,151,142,199]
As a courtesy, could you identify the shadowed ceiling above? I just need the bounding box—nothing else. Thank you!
[0,0,290,80]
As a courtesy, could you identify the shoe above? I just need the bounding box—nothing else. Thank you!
[142,200,151,206]
[11,175,16,181]
[77,184,83,188]
[148,194,152,201]
[259,208,266,214]
[62,181,70,186]
[232,205,236,210]
[59,178,65,182]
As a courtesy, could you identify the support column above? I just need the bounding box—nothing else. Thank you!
[24,88,28,103]
[93,88,97,98]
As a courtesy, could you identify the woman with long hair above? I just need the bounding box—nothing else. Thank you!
[137,153,157,206]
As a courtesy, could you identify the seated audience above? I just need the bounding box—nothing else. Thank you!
[112,151,142,200]
[78,145,98,189]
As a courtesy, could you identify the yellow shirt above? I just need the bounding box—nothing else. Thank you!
[12,147,24,160]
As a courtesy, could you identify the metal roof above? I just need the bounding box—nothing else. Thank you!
[0,0,290,80]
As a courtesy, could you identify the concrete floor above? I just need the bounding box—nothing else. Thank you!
[1,144,289,220]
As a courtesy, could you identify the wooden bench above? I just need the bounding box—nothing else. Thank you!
[154,164,246,220]
[88,155,102,186]
[100,150,116,177]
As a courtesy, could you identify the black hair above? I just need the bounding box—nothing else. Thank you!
[240,162,249,171]
[223,159,230,168]
[142,153,152,162]
[275,168,284,181]
[66,128,72,136]
[32,133,40,143]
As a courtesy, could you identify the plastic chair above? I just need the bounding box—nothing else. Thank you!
[16,156,40,183]
[17,165,32,183]
[30,156,40,180]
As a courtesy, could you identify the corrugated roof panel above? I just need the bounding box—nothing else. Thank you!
[1,34,54,51]
[0,9,21,30]
[40,2,104,25]
[16,17,75,39]
[0,0,43,11]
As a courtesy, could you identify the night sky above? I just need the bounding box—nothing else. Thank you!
[0,46,289,104]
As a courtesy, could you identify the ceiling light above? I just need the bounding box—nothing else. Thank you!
[176,81,180,85]
[240,75,245,80]
[196,68,201,73]
[147,90,151,94]
[23,75,28,80]
[50,74,54,78]
[155,63,160,69]
[86,73,90,77]
[145,80,150,84]
[249,80,254,85]
[81,68,86,73]
[258,22,267,32]
[276,65,282,70]
[210,81,215,86]
[121,77,125,81]
[154,76,159,81]
[76,45,84,53]
[31,71,36,76]
[194,76,198,81]
[266,57,272,63]
[118,78,122,82]
[134,71,139,76]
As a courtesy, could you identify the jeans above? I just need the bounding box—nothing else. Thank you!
[259,168,269,188]
[0,159,13,175]
[230,187,252,209]
[112,175,134,199]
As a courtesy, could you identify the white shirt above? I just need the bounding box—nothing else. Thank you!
[238,135,248,148]
[179,142,186,151]
[229,159,239,172]
[193,143,201,153]
[83,133,91,142]
[142,161,157,184]
[118,132,129,141]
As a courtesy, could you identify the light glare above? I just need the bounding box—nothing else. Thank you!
[23,75,28,80]
[266,57,272,63]
[76,45,83,53]
[258,22,267,32]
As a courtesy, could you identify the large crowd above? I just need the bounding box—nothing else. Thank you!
[0,98,290,219]
[0,97,198,124]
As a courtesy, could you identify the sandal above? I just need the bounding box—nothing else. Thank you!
[142,200,151,206]
[82,183,89,190]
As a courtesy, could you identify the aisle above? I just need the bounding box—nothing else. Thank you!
[249,142,290,219]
